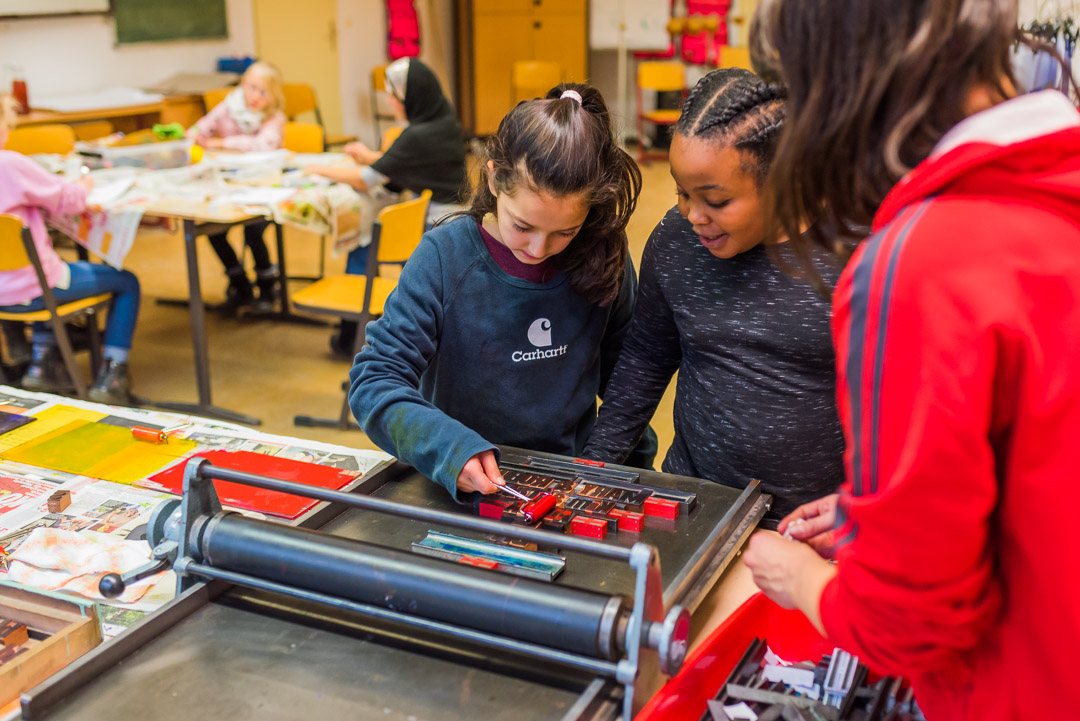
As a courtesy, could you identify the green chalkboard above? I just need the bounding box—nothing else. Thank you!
[113,0,227,45]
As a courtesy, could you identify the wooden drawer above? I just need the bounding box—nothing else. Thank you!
[0,582,102,708]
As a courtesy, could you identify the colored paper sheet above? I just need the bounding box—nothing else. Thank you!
[0,405,106,453]
[2,420,197,485]
[0,411,35,436]
[138,450,359,519]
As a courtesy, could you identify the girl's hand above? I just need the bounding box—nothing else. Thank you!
[456,450,505,495]
[344,141,370,160]
[78,176,94,194]
[203,137,226,150]
[743,532,836,632]
[777,493,839,557]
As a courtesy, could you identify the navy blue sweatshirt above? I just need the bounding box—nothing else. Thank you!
[349,216,639,498]
[582,207,845,522]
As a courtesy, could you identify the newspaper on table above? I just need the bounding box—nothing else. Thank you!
[0,385,392,624]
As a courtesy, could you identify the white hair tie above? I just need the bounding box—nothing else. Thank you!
[560,89,583,105]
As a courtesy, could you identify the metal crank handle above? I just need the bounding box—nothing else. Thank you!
[98,557,171,598]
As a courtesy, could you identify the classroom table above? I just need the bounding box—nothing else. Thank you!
[136,195,318,426]
[14,95,205,134]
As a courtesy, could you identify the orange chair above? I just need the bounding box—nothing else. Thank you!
[380,125,404,152]
[0,215,108,399]
[3,124,76,155]
[635,61,687,164]
[512,61,563,104]
[202,87,232,112]
[72,120,114,142]
[369,65,399,147]
[282,121,325,153]
[292,190,432,430]
[283,82,356,150]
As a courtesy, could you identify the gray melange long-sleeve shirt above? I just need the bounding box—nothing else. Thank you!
[582,207,846,522]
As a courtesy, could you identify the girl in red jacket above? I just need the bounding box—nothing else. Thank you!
[742,2,1080,719]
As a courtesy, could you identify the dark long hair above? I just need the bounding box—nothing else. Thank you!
[750,0,1023,264]
[460,83,641,305]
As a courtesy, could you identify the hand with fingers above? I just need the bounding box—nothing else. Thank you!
[456,450,505,495]
[777,493,840,559]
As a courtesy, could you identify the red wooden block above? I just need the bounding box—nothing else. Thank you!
[540,508,574,532]
[643,497,679,519]
[570,515,608,540]
[458,556,498,570]
[609,508,644,533]
[478,498,511,519]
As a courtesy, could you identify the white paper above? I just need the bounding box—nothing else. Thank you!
[32,87,164,113]
[88,177,136,207]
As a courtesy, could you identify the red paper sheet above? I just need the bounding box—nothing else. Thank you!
[138,450,360,519]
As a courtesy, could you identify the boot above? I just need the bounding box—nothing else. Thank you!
[20,346,74,393]
[88,359,134,405]
[329,320,359,358]
[218,266,254,316]
[249,266,279,315]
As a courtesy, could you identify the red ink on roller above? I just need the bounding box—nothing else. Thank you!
[521,492,557,523]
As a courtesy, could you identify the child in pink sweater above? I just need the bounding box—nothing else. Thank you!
[0,95,141,404]
[187,62,287,314]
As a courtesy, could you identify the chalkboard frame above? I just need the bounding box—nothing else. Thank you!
[111,0,229,46]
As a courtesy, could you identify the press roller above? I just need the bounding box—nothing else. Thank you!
[99,458,691,721]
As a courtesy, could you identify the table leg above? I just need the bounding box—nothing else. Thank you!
[261,221,326,327]
[151,218,261,427]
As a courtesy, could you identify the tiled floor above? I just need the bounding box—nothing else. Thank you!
[80,158,681,462]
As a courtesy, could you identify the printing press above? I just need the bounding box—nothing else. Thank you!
[19,448,769,721]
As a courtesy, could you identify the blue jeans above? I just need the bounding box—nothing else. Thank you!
[345,244,369,275]
[0,262,140,350]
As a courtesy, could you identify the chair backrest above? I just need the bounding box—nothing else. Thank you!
[374,190,432,264]
[203,87,232,112]
[380,125,404,152]
[511,61,563,102]
[718,45,753,71]
[637,61,686,92]
[372,65,388,93]
[3,124,77,155]
[283,83,318,120]
[283,121,325,153]
[72,120,114,142]
[0,214,33,272]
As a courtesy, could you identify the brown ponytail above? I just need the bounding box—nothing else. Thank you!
[459,83,641,306]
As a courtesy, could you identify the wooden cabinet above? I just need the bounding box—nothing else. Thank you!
[459,0,588,136]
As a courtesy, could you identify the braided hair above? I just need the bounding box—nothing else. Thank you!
[676,68,786,186]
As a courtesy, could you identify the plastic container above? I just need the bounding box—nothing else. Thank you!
[637,593,833,721]
[75,138,194,170]
[217,56,256,74]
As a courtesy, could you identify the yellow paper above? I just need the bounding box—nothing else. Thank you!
[0,405,107,453]
[2,419,197,485]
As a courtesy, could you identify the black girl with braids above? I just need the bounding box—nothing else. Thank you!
[583,67,845,525]
[351,82,656,500]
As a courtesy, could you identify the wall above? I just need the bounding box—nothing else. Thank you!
[0,0,255,98]
[337,0,457,148]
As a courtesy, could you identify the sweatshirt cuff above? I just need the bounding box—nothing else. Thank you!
[441,438,500,502]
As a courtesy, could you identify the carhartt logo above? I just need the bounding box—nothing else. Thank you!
[528,318,552,347]
[513,317,567,363]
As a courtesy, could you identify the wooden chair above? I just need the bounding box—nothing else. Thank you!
[72,120,114,142]
[380,125,404,152]
[0,215,108,399]
[511,61,563,104]
[283,121,325,153]
[202,87,232,112]
[283,82,356,150]
[3,124,77,155]
[370,65,399,148]
[292,190,432,430]
[635,61,687,164]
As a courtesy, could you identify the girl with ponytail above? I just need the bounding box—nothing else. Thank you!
[583,68,845,525]
[350,83,656,499]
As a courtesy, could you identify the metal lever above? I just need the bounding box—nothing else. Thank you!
[98,541,176,598]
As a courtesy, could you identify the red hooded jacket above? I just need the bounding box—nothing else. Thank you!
[821,90,1080,720]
